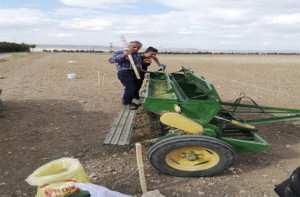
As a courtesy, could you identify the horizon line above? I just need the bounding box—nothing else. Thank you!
[34,44,300,53]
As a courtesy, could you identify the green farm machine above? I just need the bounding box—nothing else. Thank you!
[104,67,300,177]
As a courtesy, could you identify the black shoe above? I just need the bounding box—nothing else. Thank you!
[124,103,137,110]
[132,98,142,105]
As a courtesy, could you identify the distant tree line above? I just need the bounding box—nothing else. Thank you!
[40,48,299,55]
[42,50,299,55]
[0,42,36,53]
[160,51,300,55]
[43,49,104,53]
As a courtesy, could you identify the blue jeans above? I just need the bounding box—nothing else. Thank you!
[117,70,140,105]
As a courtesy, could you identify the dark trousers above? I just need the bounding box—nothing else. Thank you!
[117,70,141,105]
[136,71,146,99]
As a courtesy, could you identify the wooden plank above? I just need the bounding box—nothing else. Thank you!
[118,109,138,145]
[104,108,137,145]
[136,143,147,193]
[110,109,131,145]
[104,108,126,144]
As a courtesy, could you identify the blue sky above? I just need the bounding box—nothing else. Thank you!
[1,0,300,52]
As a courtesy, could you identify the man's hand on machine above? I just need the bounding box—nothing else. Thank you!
[157,63,166,70]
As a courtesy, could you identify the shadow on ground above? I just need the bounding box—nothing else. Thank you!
[0,99,118,196]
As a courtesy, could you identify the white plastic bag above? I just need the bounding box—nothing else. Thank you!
[74,183,132,197]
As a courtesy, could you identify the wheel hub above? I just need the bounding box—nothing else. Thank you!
[182,151,199,161]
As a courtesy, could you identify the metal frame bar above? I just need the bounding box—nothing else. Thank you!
[220,102,300,125]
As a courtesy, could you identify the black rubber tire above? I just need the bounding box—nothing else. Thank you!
[147,135,236,177]
[0,89,2,113]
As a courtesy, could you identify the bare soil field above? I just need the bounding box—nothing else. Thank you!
[0,52,299,197]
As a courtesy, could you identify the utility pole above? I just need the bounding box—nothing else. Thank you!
[109,42,113,53]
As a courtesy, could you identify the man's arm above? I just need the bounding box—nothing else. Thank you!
[108,51,126,63]
[152,56,166,69]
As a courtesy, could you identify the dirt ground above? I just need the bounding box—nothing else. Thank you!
[0,52,299,197]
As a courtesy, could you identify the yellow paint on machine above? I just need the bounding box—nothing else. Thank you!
[230,120,255,129]
[160,112,203,133]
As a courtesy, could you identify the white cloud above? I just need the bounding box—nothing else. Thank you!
[262,13,300,25]
[60,18,112,31]
[54,33,74,38]
[52,8,105,17]
[59,0,137,9]
[154,0,300,12]
[0,8,56,28]
[1,0,299,51]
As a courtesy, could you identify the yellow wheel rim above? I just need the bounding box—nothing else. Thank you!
[165,147,220,171]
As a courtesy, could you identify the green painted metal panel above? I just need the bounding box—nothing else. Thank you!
[221,131,270,152]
